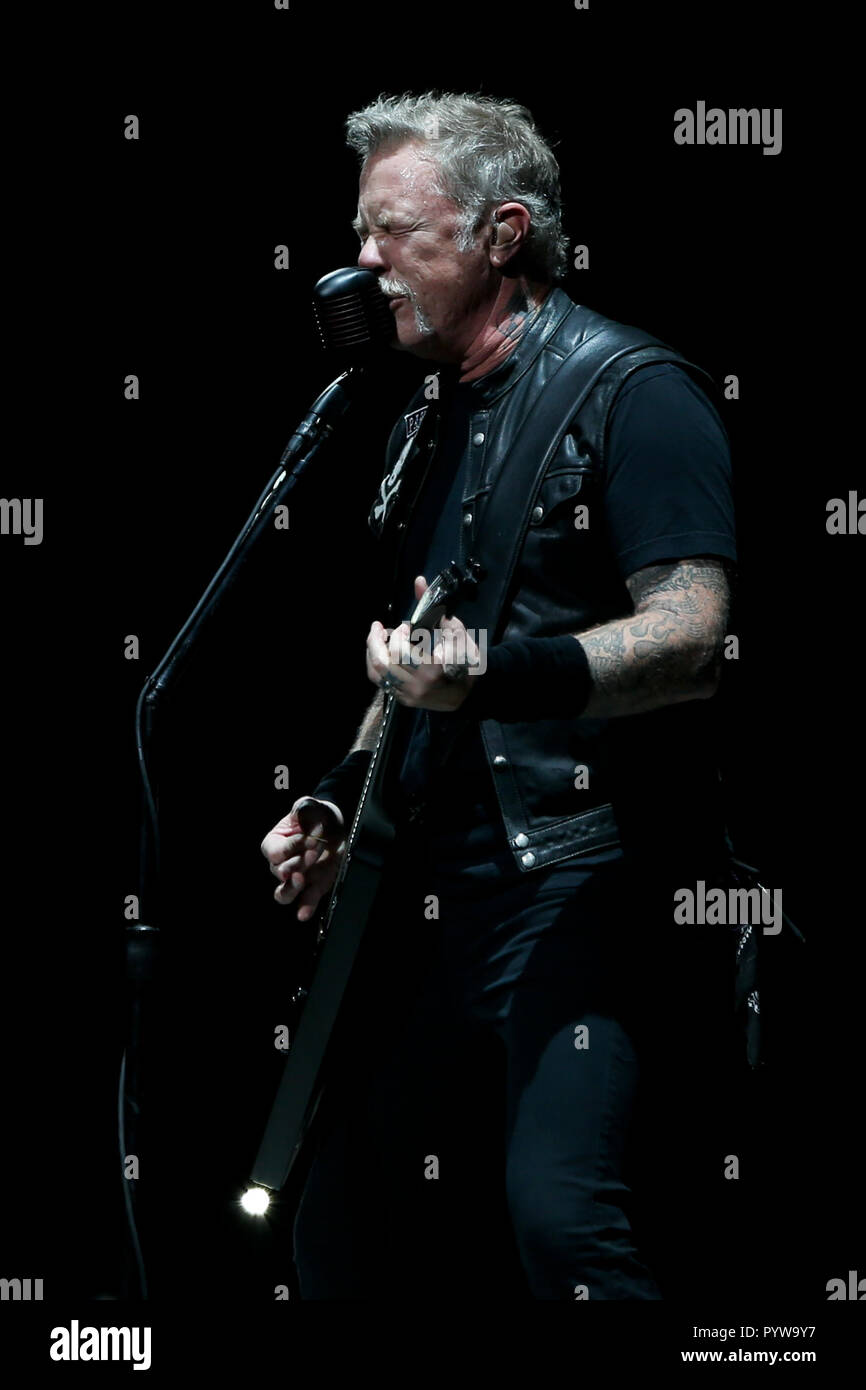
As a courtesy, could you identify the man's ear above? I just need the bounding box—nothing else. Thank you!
[488,203,531,270]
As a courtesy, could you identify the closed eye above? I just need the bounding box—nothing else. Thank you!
[352,220,418,241]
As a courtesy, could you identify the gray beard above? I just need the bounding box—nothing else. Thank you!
[411,299,435,336]
[379,277,436,338]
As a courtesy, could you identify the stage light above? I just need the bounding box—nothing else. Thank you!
[240,1186,271,1216]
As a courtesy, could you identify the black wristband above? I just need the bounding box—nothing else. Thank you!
[310,748,373,826]
[465,634,593,723]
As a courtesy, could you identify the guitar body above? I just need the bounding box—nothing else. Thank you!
[250,560,478,1194]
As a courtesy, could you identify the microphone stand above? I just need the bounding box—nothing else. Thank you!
[119,363,369,1298]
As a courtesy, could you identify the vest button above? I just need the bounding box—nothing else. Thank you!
[531,505,544,522]
[514,832,529,848]
[521,851,536,868]
[493,755,508,766]
[463,511,473,526]
[397,521,406,530]
[473,432,485,445]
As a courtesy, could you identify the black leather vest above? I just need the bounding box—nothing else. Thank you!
[371,287,729,873]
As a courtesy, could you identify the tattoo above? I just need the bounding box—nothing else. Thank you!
[577,558,731,717]
[498,287,535,343]
[577,623,626,681]
[460,281,550,382]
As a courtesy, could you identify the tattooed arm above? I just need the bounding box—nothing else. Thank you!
[575,557,731,718]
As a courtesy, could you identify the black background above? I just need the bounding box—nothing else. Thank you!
[2,0,862,1362]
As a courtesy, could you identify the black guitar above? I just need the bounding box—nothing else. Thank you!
[250,558,479,1194]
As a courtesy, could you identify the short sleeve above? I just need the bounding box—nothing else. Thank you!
[603,362,737,578]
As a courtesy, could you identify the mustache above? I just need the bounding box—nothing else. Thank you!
[378,277,414,299]
[377,276,435,337]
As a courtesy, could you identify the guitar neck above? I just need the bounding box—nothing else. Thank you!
[345,691,402,861]
[248,562,479,1193]
[325,562,477,909]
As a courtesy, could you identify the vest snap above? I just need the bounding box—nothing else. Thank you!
[514,832,529,848]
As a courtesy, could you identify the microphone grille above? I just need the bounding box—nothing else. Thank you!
[312,267,394,355]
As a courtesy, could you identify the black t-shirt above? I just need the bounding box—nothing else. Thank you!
[389,361,737,877]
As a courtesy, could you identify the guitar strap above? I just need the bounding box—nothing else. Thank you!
[433,315,713,763]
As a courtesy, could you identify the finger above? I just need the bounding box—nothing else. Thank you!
[270,846,319,882]
[367,620,393,672]
[274,868,306,905]
[295,855,340,919]
[273,856,332,904]
[293,800,339,836]
[262,803,327,861]
[275,863,332,917]
[271,854,301,881]
[296,816,327,842]
[262,828,305,864]
[388,621,412,665]
[260,813,301,859]
[295,882,325,922]
[264,828,322,865]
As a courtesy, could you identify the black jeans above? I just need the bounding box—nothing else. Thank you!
[292,828,737,1300]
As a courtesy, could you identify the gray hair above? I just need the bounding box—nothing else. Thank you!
[345,91,570,283]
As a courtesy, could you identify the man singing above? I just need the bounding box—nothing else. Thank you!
[260,92,739,1299]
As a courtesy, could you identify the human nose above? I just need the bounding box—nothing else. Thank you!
[358,235,387,273]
